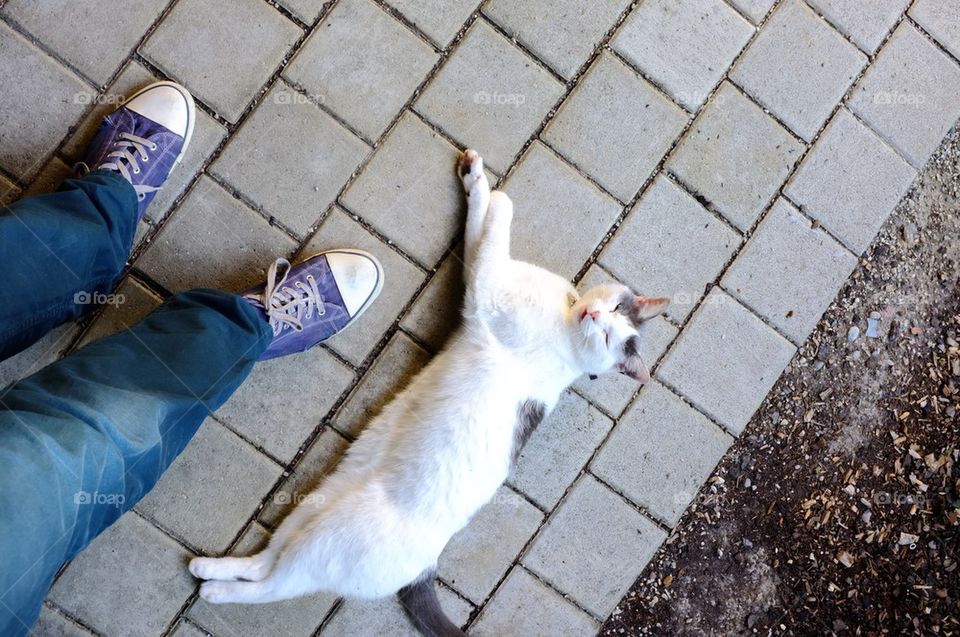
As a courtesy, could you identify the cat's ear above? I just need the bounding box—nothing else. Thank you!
[626,296,670,324]
[619,336,651,383]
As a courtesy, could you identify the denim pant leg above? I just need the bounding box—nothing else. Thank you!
[0,169,137,362]
[0,289,272,636]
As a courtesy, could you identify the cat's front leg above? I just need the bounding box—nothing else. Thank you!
[458,149,490,274]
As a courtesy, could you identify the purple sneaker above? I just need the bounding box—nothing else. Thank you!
[244,250,384,360]
[80,81,195,220]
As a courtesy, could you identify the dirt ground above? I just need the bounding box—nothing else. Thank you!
[600,125,960,637]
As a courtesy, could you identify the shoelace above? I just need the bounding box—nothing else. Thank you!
[78,132,160,202]
[244,258,326,336]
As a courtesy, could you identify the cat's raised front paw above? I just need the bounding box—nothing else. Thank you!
[458,149,488,197]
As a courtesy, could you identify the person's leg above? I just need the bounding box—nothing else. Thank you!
[0,248,385,635]
[0,171,138,362]
[0,288,271,636]
[0,81,195,363]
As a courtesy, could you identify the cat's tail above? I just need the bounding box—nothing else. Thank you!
[397,570,467,637]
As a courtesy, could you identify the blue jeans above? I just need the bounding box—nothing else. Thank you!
[0,171,272,635]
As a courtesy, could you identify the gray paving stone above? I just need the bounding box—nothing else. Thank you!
[723,199,857,344]
[731,0,866,141]
[910,0,960,60]
[188,523,336,637]
[502,142,622,280]
[807,0,910,53]
[0,173,21,206]
[591,381,733,525]
[62,61,229,224]
[439,486,543,604]
[0,322,78,391]
[301,207,426,365]
[283,0,438,141]
[600,175,740,321]
[571,265,678,418]
[332,331,431,438]
[385,0,478,47]
[848,22,960,169]
[657,288,796,434]
[141,0,302,122]
[484,0,631,79]
[612,0,754,111]
[322,583,472,635]
[136,420,283,553]
[136,176,298,293]
[341,113,470,267]
[470,567,599,637]
[211,82,368,238]
[785,108,916,254]
[0,22,92,180]
[522,475,666,618]
[216,347,355,463]
[275,0,326,24]
[667,81,804,231]
[509,390,613,510]
[543,52,688,202]
[28,605,95,637]
[726,0,776,23]
[416,20,565,173]
[77,276,163,348]
[47,512,195,636]
[2,0,166,85]
[22,156,72,197]
[259,426,349,527]
[400,247,466,351]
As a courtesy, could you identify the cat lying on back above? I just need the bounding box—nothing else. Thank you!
[188,149,670,636]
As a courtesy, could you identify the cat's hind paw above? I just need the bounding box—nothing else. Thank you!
[189,556,222,580]
[458,149,488,197]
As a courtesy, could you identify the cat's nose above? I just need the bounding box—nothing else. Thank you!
[589,311,600,321]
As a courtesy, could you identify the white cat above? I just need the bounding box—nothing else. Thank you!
[188,149,669,636]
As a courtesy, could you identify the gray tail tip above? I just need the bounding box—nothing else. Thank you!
[398,572,467,637]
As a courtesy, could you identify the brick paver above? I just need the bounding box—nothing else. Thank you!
[722,198,858,344]
[731,0,867,141]
[283,0,438,142]
[613,0,754,110]
[0,0,956,634]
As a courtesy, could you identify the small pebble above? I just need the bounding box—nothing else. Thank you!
[866,317,880,338]
[901,222,918,244]
[848,326,860,342]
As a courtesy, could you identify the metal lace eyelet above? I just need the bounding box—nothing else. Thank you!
[133,168,140,174]
[150,143,158,151]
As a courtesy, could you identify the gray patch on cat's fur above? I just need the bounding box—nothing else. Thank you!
[617,291,646,326]
[513,400,546,465]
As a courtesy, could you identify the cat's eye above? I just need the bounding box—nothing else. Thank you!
[613,303,622,312]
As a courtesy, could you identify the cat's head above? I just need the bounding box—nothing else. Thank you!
[570,284,670,383]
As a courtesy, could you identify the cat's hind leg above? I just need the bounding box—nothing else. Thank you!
[458,149,490,272]
[189,550,275,582]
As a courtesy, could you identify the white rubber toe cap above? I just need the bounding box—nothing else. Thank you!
[125,81,195,144]
[326,249,384,318]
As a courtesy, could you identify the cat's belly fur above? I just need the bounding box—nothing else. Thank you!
[291,328,566,599]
